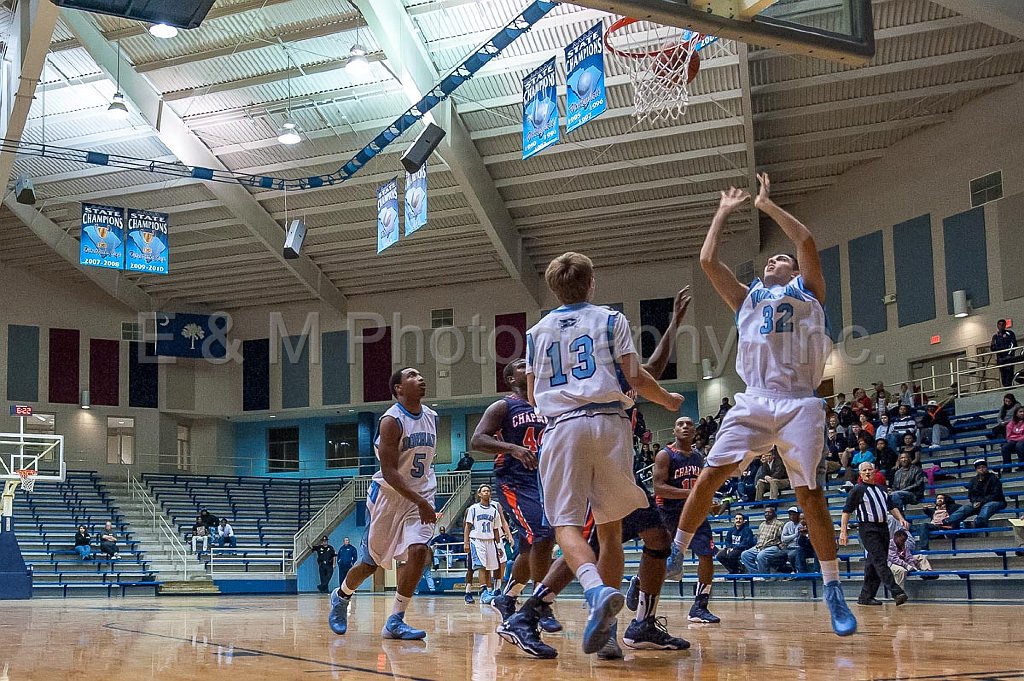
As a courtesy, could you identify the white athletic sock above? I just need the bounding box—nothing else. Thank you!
[674,528,694,552]
[504,580,526,598]
[697,582,713,598]
[576,563,603,592]
[340,581,355,598]
[821,560,840,585]
[392,593,411,617]
[465,583,473,594]
[636,591,659,621]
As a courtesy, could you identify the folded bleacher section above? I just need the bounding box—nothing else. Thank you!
[12,471,159,597]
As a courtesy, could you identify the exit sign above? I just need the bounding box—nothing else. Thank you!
[930,335,942,345]
[9,405,32,416]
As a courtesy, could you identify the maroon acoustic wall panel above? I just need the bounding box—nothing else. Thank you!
[89,339,120,406]
[48,328,80,404]
[494,313,527,392]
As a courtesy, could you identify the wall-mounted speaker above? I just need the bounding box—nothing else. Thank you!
[283,219,306,260]
[400,123,447,173]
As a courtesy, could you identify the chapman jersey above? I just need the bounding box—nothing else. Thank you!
[494,395,545,488]
[372,403,438,496]
[736,276,831,396]
[655,444,704,514]
[526,303,637,419]
[465,502,499,540]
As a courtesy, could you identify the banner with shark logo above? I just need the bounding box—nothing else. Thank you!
[125,208,169,275]
[377,177,400,254]
[565,23,606,133]
[80,203,125,270]
[405,164,427,236]
[522,56,559,159]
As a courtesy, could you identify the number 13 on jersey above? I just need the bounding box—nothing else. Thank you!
[545,335,596,387]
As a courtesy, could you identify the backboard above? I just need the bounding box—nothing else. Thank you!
[0,433,66,484]
[571,0,875,64]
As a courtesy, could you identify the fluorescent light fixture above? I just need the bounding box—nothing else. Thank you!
[345,44,371,77]
[701,358,713,380]
[148,23,178,39]
[953,290,970,318]
[269,414,276,418]
[277,121,301,145]
[107,92,129,119]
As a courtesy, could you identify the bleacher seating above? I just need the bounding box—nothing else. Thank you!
[11,470,160,597]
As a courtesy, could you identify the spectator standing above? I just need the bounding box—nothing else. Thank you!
[887,528,933,588]
[98,521,120,560]
[739,507,786,575]
[216,518,237,548]
[716,398,733,420]
[898,383,914,408]
[337,537,359,583]
[312,536,337,594]
[871,382,891,417]
[840,462,909,606]
[917,494,960,550]
[889,453,926,511]
[754,448,790,501]
[991,319,1018,388]
[992,393,1019,440]
[191,515,210,556]
[74,525,92,561]
[716,513,755,573]
[1000,405,1024,469]
[780,507,802,571]
[946,460,1007,528]
[455,452,475,471]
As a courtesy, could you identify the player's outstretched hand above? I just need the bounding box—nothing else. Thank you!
[418,499,438,525]
[663,392,685,412]
[672,286,691,322]
[509,445,538,470]
[754,173,772,210]
[719,186,750,213]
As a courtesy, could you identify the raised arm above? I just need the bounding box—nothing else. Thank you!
[701,188,751,312]
[754,173,826,303]
[470,399,537,469]
[643,286,691,381]
[378,416,437,524]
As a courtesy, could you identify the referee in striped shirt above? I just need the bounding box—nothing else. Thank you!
[840,461,910,606]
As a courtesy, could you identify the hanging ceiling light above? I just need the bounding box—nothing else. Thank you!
[149,23,178,39]
[277,50,301,145]
[346,43,370,77]
[107,41,130,119]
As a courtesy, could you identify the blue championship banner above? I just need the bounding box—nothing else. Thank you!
[683,30,719,53]
[565,23,606,133]
[405,164,427,236]
[377,178,400,253]
[522,57,559,159]
[125,208,169,275]
[155,312,228,359]
[80,203,125,270]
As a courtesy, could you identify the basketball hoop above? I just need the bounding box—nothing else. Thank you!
[604,17,703,124]
[17,469,37,494]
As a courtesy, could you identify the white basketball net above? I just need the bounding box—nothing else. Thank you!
[606,20,702,124]
[17,469,37,493]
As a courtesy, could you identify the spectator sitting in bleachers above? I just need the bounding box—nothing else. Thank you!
[824,427,846,478]
[833,392,850,414]
[429,526,460,570]
[875,438,899,481]
[736,459,760,502]
[717,513,755,573]
[891,404,920,446]
[98,521,120,560]
[899,432,922,467]
[922,398,954,448]
[794,515,817,573]
[780,507,802,571]
[827,411,846,439]
[1000,405,1024,471]
[216,518,237,549]
[945,460,1006,528]
[199,509,219,530]
[890,453,926,511]
[991,393,1019,441]
[875,413,898,451]
[755,448,789,501]
[851,387,875,420]
[917,493,960,550]
[859,414,876,439]
[844,437,876,485]
[887,528,933,588]
[837,403,856,429]
[740,506,787,576]
[191,515,210,556]
[74,525,93,561]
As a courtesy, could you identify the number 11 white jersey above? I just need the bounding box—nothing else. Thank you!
[526,302,638,419]
[372,403,438,497]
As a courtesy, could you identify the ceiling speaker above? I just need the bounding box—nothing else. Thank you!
[51,0,216,29]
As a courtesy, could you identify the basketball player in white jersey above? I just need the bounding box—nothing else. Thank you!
[464,485,502,603]
[526,252,684,655]
[666,174,857,637]
[328,367,438,640]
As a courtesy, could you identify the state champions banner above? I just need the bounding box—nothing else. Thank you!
[80,203,125,270]
[125,208,169,275]
[522,57,559,159]
[565,23,606,133]
[377,177,400,254]
[405,164,427,236]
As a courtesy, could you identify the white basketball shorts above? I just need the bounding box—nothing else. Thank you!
[362,481,435,567]
[706,389,825,490]
[470,537,499,571]
[539,409,647,526]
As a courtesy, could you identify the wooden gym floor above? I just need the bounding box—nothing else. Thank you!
[1,595,1022,680]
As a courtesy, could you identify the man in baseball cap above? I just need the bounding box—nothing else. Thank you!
[945,459,1006,529]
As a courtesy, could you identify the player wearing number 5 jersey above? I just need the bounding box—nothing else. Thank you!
[525,252,683,657]
[328,367,437,641]
[667,174,857,638]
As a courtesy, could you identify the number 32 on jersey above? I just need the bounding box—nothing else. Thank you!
[759,303,794,335]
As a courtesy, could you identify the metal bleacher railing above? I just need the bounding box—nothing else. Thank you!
[126,469,192,580]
